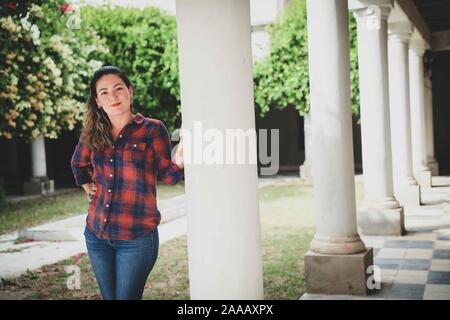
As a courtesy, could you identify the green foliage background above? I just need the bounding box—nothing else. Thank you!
[80,5,181,132]
[253,0,360,118]
[1,0,361,141]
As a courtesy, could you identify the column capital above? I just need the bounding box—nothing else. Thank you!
[409,35,427,55]
[388,21,413,43]
[350,0,393,21]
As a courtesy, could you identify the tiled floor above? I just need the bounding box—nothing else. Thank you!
[363,185,450,300]
[303,177,450,300]
[364,231,450,300]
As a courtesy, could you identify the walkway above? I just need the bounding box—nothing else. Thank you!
[3,175,450,299]
[0,176,286,279]
[303,176,450,300]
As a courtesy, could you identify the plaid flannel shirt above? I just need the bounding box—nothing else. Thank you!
[70,113,184,240]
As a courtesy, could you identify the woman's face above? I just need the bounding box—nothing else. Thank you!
[94,74,133,118]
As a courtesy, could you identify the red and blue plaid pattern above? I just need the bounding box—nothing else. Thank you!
[71,113,184,240]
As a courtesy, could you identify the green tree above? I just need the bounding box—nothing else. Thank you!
[80,5,181,132]
[253,0,360,118]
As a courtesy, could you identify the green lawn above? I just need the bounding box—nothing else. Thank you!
[0,182,185,236]
[0,179,365,300]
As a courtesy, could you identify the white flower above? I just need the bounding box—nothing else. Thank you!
[66,12,81,30]
[30,24,40,46]
[20,13,31,31]
[43,57,57,73]
[10,74,18,86]
[88,59,102,71]
[30,4,44,18]
[52,67,61,78]
[84,45,96,55]
[31,128,40,139]
[0,17,18,34]
[54,77,63,86]
[16,101,32,111]
[61,45,72,59]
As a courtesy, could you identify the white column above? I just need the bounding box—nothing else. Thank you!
[303,0,372,296]
[424,72,439,175]
[175,0,263,300]
[24,135,54,195]
[351,0,404,235]
[277,0,291,12]
[388,21,421,206]
[299,114,312,180]
[409,33,432,188]
[31,136,47,178]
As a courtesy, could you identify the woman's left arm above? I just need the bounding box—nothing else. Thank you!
[153,121,184,185]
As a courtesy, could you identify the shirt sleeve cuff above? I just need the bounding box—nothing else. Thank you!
[73,169,93,186]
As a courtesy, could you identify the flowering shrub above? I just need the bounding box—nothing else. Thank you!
[0,1,107,141]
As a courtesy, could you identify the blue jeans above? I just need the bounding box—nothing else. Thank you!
[84,226,159,300]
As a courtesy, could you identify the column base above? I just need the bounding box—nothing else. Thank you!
[24,177,54,196]
[299,163,312,180]
[395,184,421,207]
[427,161,439,176]
[414,170,432,188]
[357,207,405,236]
[304,248,374,295]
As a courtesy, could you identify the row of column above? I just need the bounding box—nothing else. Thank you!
[354,0,438,237]
[354,2,405,236]
[304,0,438,295]
[174,0,439,298]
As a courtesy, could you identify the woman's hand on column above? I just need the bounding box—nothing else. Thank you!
[173,130,184,170]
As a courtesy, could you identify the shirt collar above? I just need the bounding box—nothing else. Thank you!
[130,112,144,125]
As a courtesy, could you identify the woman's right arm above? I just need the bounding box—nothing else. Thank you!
[70,139,96,200]
[81,182,97,202]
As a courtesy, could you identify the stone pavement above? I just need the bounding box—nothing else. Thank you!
[0,176,286,279]
[302,176,450,300]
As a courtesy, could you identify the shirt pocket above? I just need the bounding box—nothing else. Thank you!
[124,141,147,164]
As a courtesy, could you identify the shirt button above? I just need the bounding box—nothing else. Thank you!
[110,159,113,162]
[103,218,107,222]
[108,189,112,193]
[110,174,113,177]
[106,204,109,208]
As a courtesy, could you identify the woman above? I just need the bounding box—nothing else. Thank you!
[70,65,184,300]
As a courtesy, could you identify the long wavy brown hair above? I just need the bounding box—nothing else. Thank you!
[80,66,134,151]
